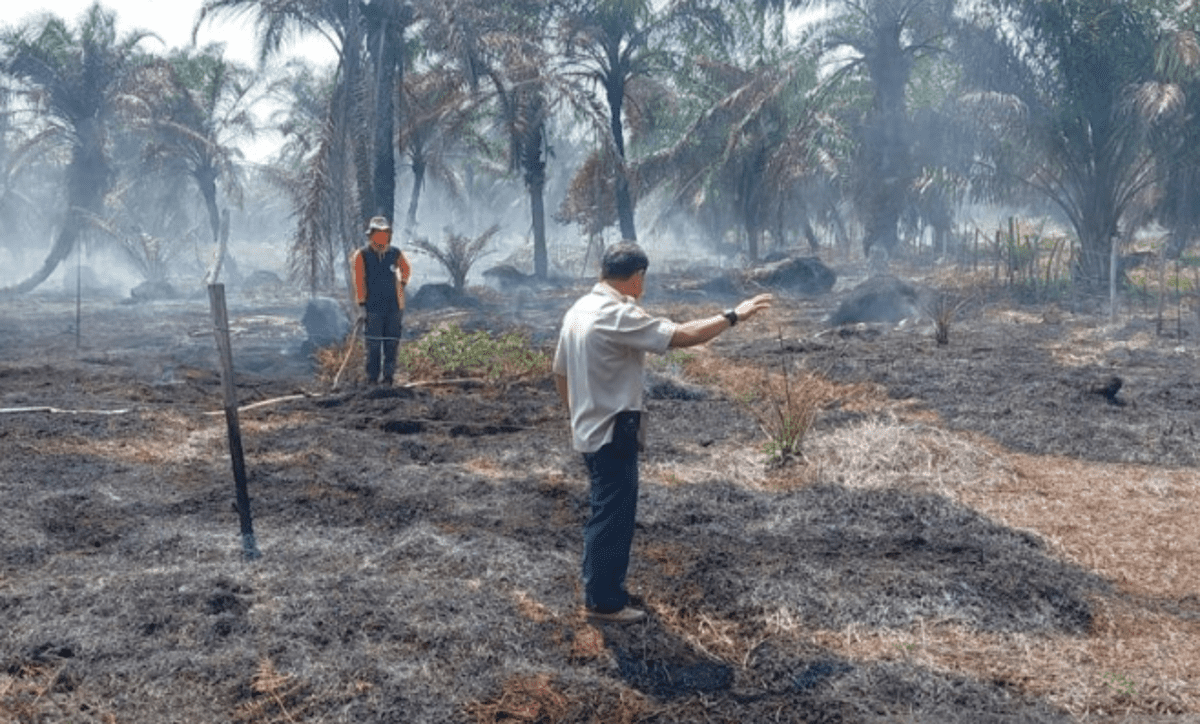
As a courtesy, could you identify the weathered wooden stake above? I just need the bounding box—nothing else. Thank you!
[208,283,261,560]
[1109,234,1119,323]
[75,248,82,349]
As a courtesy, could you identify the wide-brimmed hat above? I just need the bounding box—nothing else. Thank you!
[366,216,391,233]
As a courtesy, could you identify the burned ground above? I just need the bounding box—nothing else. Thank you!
[2,271,1199,723]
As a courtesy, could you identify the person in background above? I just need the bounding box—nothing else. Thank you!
[553,241,773,624]
[351,216,412,385]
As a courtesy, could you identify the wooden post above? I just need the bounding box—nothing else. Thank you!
[1177,259,1184,339]
[994,229,1001,282]
[208,284,261,560]
[973,228,978,273]
[75,248,82,349]
[1109,234,1119,323]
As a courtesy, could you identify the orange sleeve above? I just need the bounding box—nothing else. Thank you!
[398,252,411,285]
[351,250,367,305]
[395,251,411,309]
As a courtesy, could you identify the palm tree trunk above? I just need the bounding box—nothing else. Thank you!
[2,138,107,295]
[530,171,548,279]
[522,115,549,279]
[1,221,81,296]
[1075,182,1120,288]
[607,77,636,242]
[370,15,399,221]
[343,1,373,224]
[801,215,819,254]
[198,170,221,244]
[406,154,425,231]
[861,23,912,257]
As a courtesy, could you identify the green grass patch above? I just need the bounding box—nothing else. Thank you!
[400,323,550,381]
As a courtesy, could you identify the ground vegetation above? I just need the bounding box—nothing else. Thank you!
[2,258,1199,722]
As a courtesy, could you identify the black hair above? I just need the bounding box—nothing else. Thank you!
[601,241,649,280]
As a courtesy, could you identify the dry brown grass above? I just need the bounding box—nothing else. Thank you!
[799,600,1200,720]
[511,589,555,624]
[0,665,56,723]
[464,673,570,723]
[567,623,608,662]
[648,600,763,666]
[803,413,1019,494]
[961,454,1200,603]
[641,541,690,578]
[679,345,885,415]
[235,658,311,723]
[0,664,119,724]
[769,414,1200,721]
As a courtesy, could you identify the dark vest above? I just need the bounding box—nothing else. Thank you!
[362,245,401,312]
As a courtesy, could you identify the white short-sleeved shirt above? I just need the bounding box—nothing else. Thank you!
[553,282,678,453]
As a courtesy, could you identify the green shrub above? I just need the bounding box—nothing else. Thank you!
[399,323,550,381]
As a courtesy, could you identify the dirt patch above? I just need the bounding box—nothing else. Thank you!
[2,279,1199,722]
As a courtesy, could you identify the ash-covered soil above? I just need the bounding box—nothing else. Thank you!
[720,304,1200,469]
[1,276,1196,723]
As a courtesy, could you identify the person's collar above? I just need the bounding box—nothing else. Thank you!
[593,280,635,303]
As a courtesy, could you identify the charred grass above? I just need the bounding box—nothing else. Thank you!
[2,291,1200,722]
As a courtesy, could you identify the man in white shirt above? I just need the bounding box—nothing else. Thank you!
[553,242,773,624]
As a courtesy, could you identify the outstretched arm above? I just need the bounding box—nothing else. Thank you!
[669,294,773,348]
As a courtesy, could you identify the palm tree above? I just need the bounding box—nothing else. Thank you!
[198,0,376,297]
[804,0,956,256]
[396,67,476,235]
[1144,13,1200,259]
[958,0,1159,286]
[269,59,348,295]
[635,51,843,262]
[411,223,499,291]
[466,1,560,278]
[405,0,575,280]
[0,4,152,295]
[199,0,479,294]
[132,46,259,283]
[561,3,842,263]
[557,0,729,242]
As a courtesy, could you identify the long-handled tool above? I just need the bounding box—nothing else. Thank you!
[332,316,365,390]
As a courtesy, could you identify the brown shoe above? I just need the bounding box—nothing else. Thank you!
[586,606,646,625]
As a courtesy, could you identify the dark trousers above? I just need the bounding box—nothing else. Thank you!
[364,309,403,382]
[581,411,641,612]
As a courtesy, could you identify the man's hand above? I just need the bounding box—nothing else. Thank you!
[734,293,774,323]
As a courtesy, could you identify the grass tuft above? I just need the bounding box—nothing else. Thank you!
[235,658,310,723]
[926,291,974,346]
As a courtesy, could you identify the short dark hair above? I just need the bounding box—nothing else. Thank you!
[601,242,649,280]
